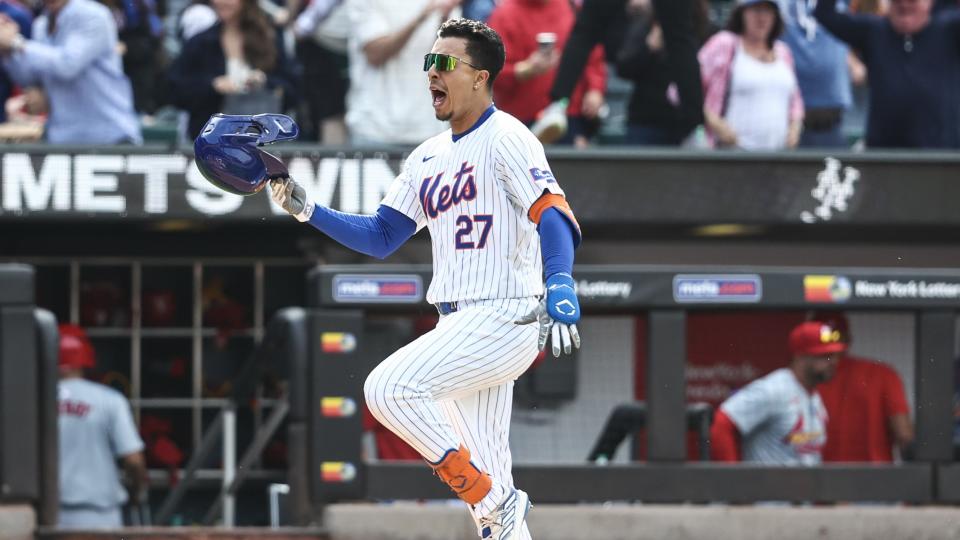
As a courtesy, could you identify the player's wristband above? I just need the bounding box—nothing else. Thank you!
[546,272,575,290]
[295,199,315,223]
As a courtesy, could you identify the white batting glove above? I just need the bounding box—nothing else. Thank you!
[514,273,582,357]
[270,177,314,222]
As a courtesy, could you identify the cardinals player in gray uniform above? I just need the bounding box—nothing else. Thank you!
[271,18,582,540]
[710,320,843,465]
[57,324,146,528]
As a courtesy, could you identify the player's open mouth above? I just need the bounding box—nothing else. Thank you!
[431,88,447,108]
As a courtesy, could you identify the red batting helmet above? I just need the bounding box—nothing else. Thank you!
[59,324,95,369]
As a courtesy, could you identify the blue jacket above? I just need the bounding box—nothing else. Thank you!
[0,1,32,123]
[816,1,960,148]
[2,0,141,144]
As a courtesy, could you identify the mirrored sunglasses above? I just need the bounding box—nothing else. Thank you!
[423,53,481,72]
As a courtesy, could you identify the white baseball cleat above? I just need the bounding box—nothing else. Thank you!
[479,488,531,540]
[530,101,568,145]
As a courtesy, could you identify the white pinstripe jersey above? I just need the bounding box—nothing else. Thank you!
[381,107,565,304]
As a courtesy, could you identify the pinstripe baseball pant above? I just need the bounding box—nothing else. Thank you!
[364,297,539,536]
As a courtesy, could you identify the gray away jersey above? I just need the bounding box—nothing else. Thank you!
[721,368,827,465]
[381,108,566,304]
[59,378,144,508]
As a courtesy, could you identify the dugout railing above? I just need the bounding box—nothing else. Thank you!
[587,402,715,463]
[269,264,960,519]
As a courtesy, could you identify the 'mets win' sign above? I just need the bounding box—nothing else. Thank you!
[0,152,402,219]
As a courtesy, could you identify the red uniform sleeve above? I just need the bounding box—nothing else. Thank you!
[882,368,910,418]
[710,409,742,462]
[583,44,606,93]
[362,405,376,431]
[486,10,521,96]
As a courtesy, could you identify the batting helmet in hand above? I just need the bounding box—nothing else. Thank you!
[193,114,299,196]
[59,323,96,369]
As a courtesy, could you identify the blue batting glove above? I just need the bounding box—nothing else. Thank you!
[514,272,582,357]
[545,272,580,325]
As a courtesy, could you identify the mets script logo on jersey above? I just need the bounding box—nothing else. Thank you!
[529,167,556,184]
[420,161,477,219]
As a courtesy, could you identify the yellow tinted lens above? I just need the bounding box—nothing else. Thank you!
[424,54,457,71]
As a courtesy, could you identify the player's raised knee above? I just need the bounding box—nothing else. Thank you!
[362,363,403,422]
[362,369,384,416]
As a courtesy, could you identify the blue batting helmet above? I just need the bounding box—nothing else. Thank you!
[193,113,300,196]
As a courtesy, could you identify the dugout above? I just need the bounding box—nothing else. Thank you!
[283,263,958,513]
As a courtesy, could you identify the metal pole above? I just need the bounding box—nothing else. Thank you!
[269,483,290,529]
[914,310,955,462]
[222,404,236,527]
[203,400,290,524]
[154,410,225,525]
[34,308,60,526]
[646,310,687,462]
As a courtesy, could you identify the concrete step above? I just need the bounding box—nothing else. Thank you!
[37,527,330,540]
[323,503,960,540]
[0,505,34,540]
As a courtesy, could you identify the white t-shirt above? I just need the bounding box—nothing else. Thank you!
[721,368,827,466]
[381,107,566,303]
[226,57,254,90]
[59,378,144,508]
[724,44,798,150]
[179,4,217,41]
[344,0,451,144]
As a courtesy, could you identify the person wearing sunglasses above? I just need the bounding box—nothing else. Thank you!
[271,17,583,540]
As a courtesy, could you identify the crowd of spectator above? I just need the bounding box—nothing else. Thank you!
[0,0,958,149]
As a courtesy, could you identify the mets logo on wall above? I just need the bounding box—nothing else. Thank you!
[804,275,852,303]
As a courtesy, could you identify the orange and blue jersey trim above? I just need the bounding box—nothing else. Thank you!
[529,193,582,247]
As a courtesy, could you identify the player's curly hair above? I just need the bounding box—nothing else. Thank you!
[437,18,505,89]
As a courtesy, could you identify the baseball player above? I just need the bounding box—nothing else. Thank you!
[270,18,582,540]
[709,321,842,465]
[57,324,147,528]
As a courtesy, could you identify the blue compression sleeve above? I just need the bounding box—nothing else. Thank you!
[307,204,417,259]
[538,207,577,278]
